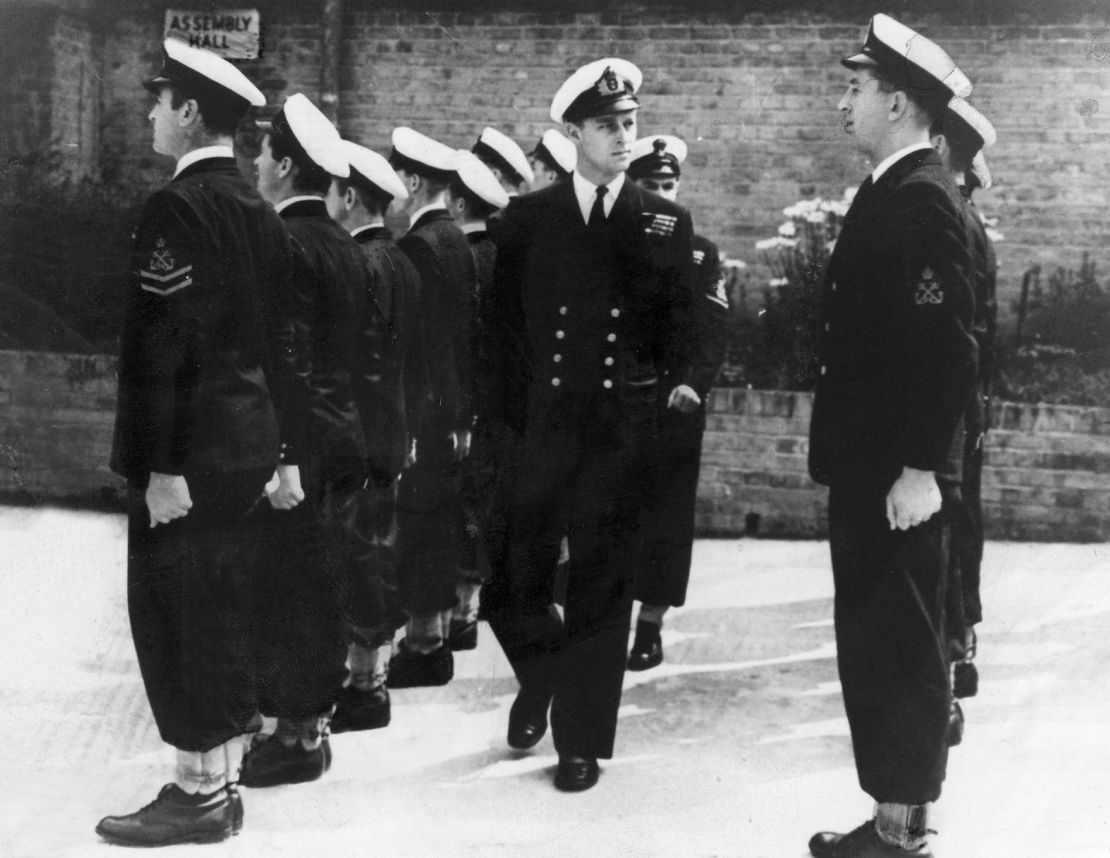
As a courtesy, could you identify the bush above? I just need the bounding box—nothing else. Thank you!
[0,153,144,353]
[997,255,1110,406]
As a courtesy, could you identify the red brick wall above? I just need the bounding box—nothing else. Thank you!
[76,2,1110,326]
[2,351,1107,541]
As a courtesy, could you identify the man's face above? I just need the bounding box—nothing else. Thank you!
[837,66,891,156]
[634,175,680,202]
[529,157,558,191]
[573,110,637,180]
[148,87,186,157]
[254,135,283,205]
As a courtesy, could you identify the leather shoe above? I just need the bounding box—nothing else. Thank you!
[507,688,550,750]
[809,821,934,857]
[947,700,964,747]
[386,641,454,688]
[95,783,234,846]
[239,736,332,788]
[448,618,479,651]
[627,620,663,671]
[330,685,391,733]
[952,660,978,698]
[554,755,600,792]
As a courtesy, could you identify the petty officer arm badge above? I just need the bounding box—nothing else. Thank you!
[137,236,193,296]
[914,267,944,306]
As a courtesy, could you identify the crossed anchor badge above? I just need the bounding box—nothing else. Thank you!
[914,268,944,305]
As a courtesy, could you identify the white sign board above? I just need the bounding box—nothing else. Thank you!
[164,10,261,59]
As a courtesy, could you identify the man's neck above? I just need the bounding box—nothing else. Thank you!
[576,162,622,187]
[866,127,931,169]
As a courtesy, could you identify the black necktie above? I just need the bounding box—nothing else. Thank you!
[588,185,607,228]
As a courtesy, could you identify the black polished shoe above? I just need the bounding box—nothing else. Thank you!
[809,820,934,857]
[95,783,234,846]
[627,620,663,671]
[507,689,550,750]
[553,755,600,792]
[947,700,965,747]
[239,737,332,788]
[952,660,978,699]
[385,641,454,689]
[447,618,479,651]
[330,685,391,733]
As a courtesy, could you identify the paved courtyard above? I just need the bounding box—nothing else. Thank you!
[0,506,1107,857]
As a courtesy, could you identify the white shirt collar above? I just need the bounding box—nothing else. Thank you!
[407,202,448,229]
[350,221,386,238]
[871,142,933,183]
[460,221,488,235]
[174,145,234,178]
[274,194,323,214]
[572,171,625,225]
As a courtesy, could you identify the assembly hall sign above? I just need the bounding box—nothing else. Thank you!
[164,9,261,59]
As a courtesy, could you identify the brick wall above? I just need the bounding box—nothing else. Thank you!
[2,350,1107,541]
[74,1,1110,325]
[699,388,1110,542]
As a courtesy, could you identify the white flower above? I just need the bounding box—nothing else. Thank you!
[827,200,849,216]
[806,211,827,224]
[778,221,797,237]
[843,187,857,203]
[985,228,1004,243]
[723,258,747,270]
[769,277,789,287]
[777,237,798,248]
[755,237,779,251]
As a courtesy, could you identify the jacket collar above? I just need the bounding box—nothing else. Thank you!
[276,197,329,220]
[408,206,454,232]
[172,155,240,183]
[352,223,390,242]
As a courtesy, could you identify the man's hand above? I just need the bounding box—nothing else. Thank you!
[266,464,305,510]
[885,467,942,531]
[667,384,702,414]
[450,429,472,462]
[405,436,417,468]
[145,472,192,528]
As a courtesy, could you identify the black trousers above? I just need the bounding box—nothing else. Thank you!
[635,407,706,608]
[346,472,407,647]
[485,409,651,760]
[126,467,270,752]
[828,481,954,804]
[250,458,353,720]
[396,429,467,616]
[947,436,985,656]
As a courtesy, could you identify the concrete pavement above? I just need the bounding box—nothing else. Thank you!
[0,507,1107,857]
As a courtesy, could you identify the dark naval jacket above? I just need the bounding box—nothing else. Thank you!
[111,156,295,486]
[962,196,998,437]
[397,208,478,436]
[277,198,367,467]
[481,177,697,437]
[351,224,422,480]
[808,148,977,489]
[687,234,731,402]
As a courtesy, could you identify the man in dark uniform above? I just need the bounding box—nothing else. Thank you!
[806,15,977,857]
[527,129,576,191]
[240,93,367,786]
[445,151,511,650]
[97,38,286,846]
[388,127,479,687]
[626,133,731,671]
[324,140,421,732]
[929,98,999,745]
[479,58,699,792]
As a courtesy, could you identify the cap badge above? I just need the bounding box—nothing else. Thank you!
[652,139,668,155]
[597,67,622,95]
